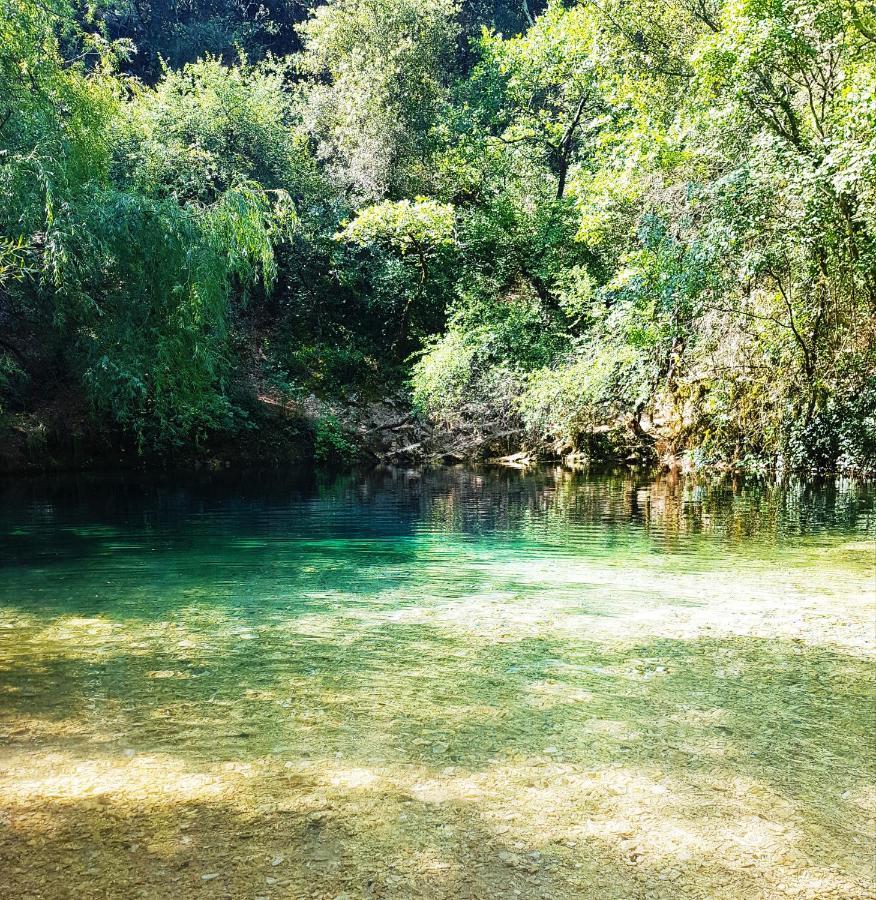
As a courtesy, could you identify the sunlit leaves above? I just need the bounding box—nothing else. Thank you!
[0,6,294,447]
[338,198,455,255]
[298,0,459,200]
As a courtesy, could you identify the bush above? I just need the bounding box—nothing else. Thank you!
[411,293,567,427]
[313,414,357,465]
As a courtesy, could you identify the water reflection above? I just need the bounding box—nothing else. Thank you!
[2,466,873,551]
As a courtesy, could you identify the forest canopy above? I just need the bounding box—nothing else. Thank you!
[1,0,874,471]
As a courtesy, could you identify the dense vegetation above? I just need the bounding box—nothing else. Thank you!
[1,0,874,472]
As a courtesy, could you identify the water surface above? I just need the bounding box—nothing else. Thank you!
[0,468,873,899]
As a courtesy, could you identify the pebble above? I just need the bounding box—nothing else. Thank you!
[271,856,284,867]
[201,873,219,881]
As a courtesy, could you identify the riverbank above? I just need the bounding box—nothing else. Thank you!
[3,393,874,480]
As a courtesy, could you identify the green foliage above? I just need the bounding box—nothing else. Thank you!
[0,3,289,449]
[0,1,120,240]
[410,0,876,472]
[67,183,279,446]
[339,199,455,254]
[477,1,603,199]
[520,328,652,453]
[0,352,28,416]
[283,342,381,391]
[412,294,567,427]
[96,0,309,76]
[0,0,873,472]
[298,0,460,200]
[337,199,457,346]
[119,55,313,204]
[313,413,357,464]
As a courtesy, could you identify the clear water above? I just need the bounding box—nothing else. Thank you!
[0,467,873,899]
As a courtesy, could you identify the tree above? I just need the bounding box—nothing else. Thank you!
[477,2,604,200]
[338,198,455,344]
[0,2,290,447]
[297,0,460,201]
[96,0,311,78]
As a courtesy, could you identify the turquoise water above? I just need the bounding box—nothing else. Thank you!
[0,468,873,899]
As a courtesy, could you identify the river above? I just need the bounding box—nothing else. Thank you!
[0,467,873,898]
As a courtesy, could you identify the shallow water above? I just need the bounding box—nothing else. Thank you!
[0,467,873,899]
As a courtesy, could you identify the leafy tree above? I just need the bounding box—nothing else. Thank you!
[96,0,312,77]
[1,2,288,448]
[477,2,604,199]
[119,55,313,203]
[1,0,873,471]
[338,198,456,345]
[298,0,460,201]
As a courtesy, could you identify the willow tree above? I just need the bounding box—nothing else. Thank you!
[0,1,292,447]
